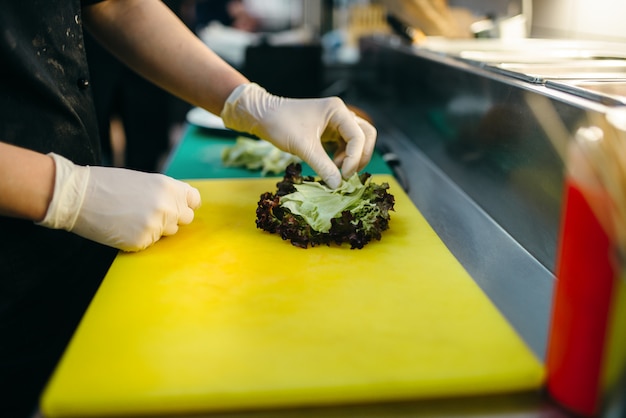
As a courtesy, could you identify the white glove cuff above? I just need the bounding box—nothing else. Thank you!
[36,153,90,231]
[224,83,251,105]
[220,83,267,133]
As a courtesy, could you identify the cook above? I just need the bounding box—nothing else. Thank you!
[0,0,376,416]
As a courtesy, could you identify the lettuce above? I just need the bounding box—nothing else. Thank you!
[221,137,301,175]
[256,163,395,249]
[280,174,370,233]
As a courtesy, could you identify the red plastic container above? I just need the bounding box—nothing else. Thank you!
[546,177,619,416]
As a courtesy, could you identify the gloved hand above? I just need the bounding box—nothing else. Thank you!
[37,153,201,252]
[220,83,377,189]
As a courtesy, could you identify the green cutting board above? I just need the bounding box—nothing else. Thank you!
[163,125,392,179]
[41,176,544,417]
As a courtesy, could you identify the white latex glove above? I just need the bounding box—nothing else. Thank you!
[220,83,377,189]
[37,153,201,252]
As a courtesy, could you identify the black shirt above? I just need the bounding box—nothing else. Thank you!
[0,1,118,416]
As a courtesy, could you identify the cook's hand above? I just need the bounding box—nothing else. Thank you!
[37,153,201,252]
[220,83,377,189]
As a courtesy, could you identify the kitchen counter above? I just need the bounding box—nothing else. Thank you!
[38,37,626,416]
[37,117,567,418]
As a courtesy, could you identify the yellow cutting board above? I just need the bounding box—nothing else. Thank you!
[41,176,544,417]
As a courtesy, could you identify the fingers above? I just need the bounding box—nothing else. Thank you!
[186,185,202,209]
[162,219,180,237]
[330,108,377,180]
[178,184,201,225]
[305,143,343,189]
[355,116,377,171]
[330,108,364,179]
[164,183,201,236]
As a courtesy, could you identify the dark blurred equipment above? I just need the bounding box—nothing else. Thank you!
[242,41,323,98]
[195,0,234,27]
[86,36,171,172]
[85,0,190,172]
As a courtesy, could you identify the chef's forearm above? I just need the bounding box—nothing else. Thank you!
[0,142,54,221]
[83,0,249,115]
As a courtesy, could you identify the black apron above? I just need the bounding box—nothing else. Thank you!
[0,1,118,416]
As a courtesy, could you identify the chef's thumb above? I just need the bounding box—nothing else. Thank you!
[186,186,202,210]
[177,185,202,226]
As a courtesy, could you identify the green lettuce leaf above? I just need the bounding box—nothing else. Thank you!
[279,174,373,233]
[256,163,395,249]
[221,137,301,175]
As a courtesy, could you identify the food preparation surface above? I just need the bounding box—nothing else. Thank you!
[41,176,544,418]
[163,125,392,179]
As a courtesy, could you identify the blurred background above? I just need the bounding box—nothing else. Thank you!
[92,0,626,171]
